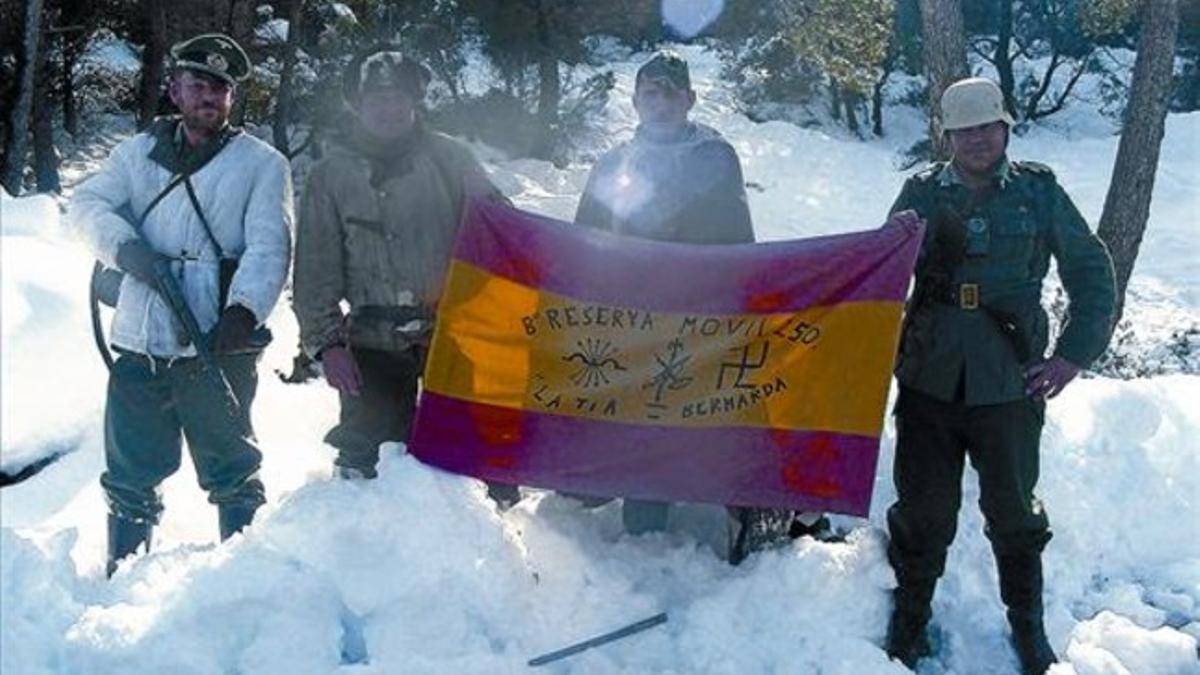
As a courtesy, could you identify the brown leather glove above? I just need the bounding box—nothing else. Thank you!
[319,345,363,397]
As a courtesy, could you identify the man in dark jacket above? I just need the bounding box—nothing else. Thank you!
[575,51,820,560]
[575,52,752,245]
[881,78,1116,674]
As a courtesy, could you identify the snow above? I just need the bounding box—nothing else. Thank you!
[255,19,290,45]
[3,43,1199,674]
[79,31,142,76]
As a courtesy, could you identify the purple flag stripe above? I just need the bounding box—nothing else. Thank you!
[452,199,920,316]
[410,391,880,516]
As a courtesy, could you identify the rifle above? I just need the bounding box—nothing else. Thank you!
[149,258,248,427]
[527,613,668,667]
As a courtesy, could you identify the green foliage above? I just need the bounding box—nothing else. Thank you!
[1078,0,1139,38]
[782,0,895,95]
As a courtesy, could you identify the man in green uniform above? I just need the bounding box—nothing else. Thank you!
[881,78,1116,674]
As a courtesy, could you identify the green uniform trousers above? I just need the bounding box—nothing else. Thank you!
[887,386,1052,587]
[102,351,265,524]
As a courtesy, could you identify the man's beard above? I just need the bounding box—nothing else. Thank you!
[182,106,228,136]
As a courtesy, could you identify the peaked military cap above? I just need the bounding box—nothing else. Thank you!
[342,46,432,103]
[170,33,251,85]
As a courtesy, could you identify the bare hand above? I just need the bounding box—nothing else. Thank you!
[1024,356,1081,400]
[320,345,363,397]
[884,209,923,237]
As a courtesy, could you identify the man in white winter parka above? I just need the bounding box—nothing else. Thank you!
[69,33,293,577]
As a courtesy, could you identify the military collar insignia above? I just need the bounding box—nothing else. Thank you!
[938,156,1013,189]
[146,116,238,174]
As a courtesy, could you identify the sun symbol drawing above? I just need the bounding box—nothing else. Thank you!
[562,338,628,388]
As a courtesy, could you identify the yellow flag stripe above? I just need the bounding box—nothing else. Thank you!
[425,260,903,437]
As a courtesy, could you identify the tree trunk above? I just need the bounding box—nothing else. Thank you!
[62,50,79,136]
[137,0,169,129]
[227,0,255,126]
[273,0,304,154]
[1,0,44,195]
[532,2,560,161]
[844,91,861,136]
[61,28,85,136]
[871,51,897,137]
[919,0,969,159]
[871,80,885,136]
[32,27,60,194]
[994,0,1016,118]
[1097,0,1180,322]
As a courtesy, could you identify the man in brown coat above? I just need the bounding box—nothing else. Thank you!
[292,47,516,505]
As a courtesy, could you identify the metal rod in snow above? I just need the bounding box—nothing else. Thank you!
[527,612,668,667]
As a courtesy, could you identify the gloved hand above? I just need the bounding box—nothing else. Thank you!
[115,240,169,286]
[883,209,924,236]
[320,345,363,397]
[1024,355,1081,400]
[213,305,259,353]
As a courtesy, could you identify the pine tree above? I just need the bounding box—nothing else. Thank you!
[1,0,44,195]
[919,0,968,158]
[1098,0,1180,322]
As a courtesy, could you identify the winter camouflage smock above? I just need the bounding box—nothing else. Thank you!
[293,124,501,357]
[69,119,293,358]
[575,122,754,244]
[890,158,1116,405]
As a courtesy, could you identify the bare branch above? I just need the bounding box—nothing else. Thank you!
[1027,56,1089,121]
[1023,49,1062,120]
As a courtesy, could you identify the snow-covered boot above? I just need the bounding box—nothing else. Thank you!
[727,507,793,565]
[335,465,374,480]
[486,482,521,511]
[106,514,152,578]
[997,552,1057,675]
[788,512,844,542]
[885,582,935,668]
[218,503,258,541]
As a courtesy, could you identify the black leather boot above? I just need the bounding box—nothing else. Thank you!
[218,503,259,541]
[997,552,1057,675]
[885,581,936,668]
[106,514,152,578]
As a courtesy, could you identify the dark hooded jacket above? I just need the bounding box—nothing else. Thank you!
[575,123,754,244]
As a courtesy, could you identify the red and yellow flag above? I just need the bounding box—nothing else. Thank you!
[410,199,922,516]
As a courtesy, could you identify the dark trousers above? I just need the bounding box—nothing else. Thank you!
[102,351,265,524]
[325,347,421,477]
[325,346,520,505]
[887,386,1051,589]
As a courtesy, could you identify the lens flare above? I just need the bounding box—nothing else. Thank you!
[661,0,725,39]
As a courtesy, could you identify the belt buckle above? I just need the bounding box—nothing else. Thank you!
[959,283,980,310]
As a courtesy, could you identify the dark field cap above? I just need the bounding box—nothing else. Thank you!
[636,50,691,91]
[170,33,250,84]
[342,47,432,102]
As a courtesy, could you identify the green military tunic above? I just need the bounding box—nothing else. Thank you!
[890,158,1116,405]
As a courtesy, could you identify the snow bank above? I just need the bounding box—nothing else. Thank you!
[4,376,1197,675]
[0,193,106,475]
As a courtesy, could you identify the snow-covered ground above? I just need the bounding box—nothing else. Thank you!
[2,44,1199,674]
